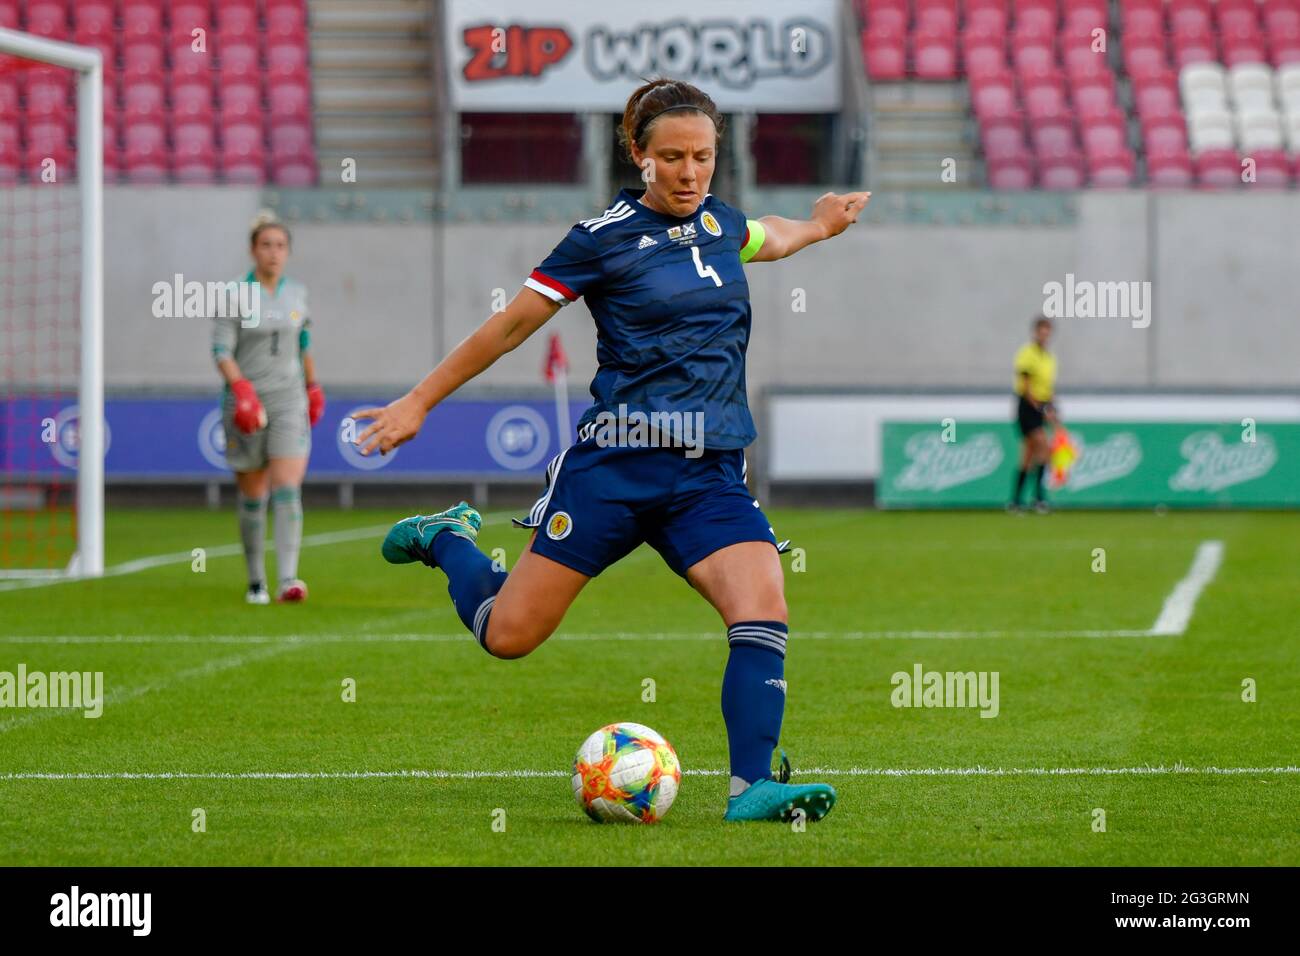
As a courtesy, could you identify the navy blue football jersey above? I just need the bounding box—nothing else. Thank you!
[524,188,765,451]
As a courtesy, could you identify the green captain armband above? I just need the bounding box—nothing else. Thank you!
[298,327,310,352]
[739,218,766,263]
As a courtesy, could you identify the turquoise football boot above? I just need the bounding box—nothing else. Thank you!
[381,502,482,567]
[723,753,837,823]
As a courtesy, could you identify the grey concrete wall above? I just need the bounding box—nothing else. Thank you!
[84,188,1299,394]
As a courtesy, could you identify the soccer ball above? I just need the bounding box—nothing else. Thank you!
[572,722,682,823]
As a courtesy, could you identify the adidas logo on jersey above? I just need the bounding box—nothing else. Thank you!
[637,234,658,249]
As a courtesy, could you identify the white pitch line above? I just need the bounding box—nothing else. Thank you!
[0,765,1295,782]
[0,628,1160,645]
[0,513,515,593]
[1149,540,1225,636]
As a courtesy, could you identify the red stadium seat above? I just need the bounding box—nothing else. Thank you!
[1133,74,1180,121]
[1244,148,1294,186]
[73,2,115,40]
[1031,118,1076,156]
[219,80,262,122]
[1169,0,1212,36]
[24,1,69,40]
[916,3,958,35]
[174,120,215,153]
[965,0,1008,35]
[171,2,213,33]
[222,121,264,155]
[1039,157,1086,189]
[914,31,959,79]
[270,120,313,157]
[1073,81,1116,120]
[1124,39,1169,81]
[1264,4,1300,36]
[963,38,1008,80]
[1143,118,1188,154]
[123,145,169,183]
[1088,149,1136,187]
[987,154,1035,189]
[123,118,166,153]
[122,79,166,123]
[0,78,18,118]
[266,8,308,44]
[1193,148,1242,187]
[1172,29,1218,69]
[122,40,166,83]
[0,1,18,30]
[268,81,311,121]
[1223,37,1268,69]
[24,80,69,120]
[1148,157,1194,187]
[172,41,214,81]
[26,117,71,157]
[1081,115,1127,156]
[868,5,908,35]
[1062,40,1109,81]
[981,119,1029,160]
[1012,36,1056,76]
[1013,3,1057,39]
[971,76,1017,119]
[219,40,261,82]
[267,41,309,76]
[863,32,907,80]
[1062,2,1108,39]
[222,154,267,185]
[216,5,259,41]
[172,82,215,125]
[271,157,317,187]
[1024,79,1069,122]
[121,1,164,44]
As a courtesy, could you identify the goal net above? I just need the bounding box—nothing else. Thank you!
[0,27,102,578]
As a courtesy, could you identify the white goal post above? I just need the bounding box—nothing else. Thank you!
[0,27,104,577]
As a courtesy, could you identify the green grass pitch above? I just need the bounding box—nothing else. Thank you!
[0,506,1296,865]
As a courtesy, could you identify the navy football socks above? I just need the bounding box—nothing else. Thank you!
[722,621,789,795]
[431,531,507,651]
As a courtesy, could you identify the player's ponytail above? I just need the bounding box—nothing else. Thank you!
[619,78,724,161]
[249,209,291,247]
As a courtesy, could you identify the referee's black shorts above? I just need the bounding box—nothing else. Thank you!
[1016,395,1046,436]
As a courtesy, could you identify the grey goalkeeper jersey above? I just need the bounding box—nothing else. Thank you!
[212,272,312,396]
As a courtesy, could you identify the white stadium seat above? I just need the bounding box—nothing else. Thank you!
[1188,108,1236,153]
[1237,108,1284,151]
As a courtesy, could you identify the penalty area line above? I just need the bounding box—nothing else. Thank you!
[1149,540,1224,636]
[1,766,1296,782]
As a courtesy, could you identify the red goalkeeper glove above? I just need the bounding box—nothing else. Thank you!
[231,378,265,434]
[306,382,325,427]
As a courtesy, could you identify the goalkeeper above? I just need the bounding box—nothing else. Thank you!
[211,211,324,604]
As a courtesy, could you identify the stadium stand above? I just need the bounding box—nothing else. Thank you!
[307,0,438,186]
[0,0,318,185]
[859,0,1300,189]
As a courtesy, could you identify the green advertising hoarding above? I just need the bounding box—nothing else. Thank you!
[879,422,1300,508]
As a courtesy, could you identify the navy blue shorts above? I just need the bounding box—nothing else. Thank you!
[513,433,781,578]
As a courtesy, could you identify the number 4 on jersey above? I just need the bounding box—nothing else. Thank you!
[691,246,722,288]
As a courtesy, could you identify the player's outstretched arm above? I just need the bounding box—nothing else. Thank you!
[746,190,871,262]
[353,287,561,456]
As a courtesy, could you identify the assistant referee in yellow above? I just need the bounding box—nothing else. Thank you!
[1011,316,1058,513]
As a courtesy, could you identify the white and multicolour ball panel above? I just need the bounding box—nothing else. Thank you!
[571,722,682,823]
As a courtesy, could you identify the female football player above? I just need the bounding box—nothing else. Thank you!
[212,212,325,604]
[355,79,869,822]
